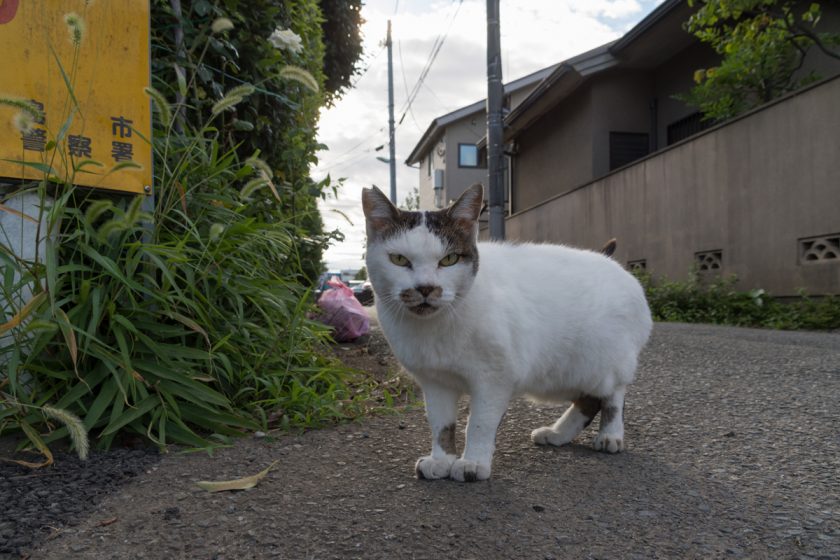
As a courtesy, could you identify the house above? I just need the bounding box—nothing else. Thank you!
[406,0,840,296]
[404,65,556,211]
[490,0,840,213]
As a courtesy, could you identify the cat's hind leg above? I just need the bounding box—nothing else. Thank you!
[415,382,460,480]
[531,396,600,446]
[593,387,626,453]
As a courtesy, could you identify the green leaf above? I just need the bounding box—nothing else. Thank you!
[0,159,59,176]
[49,44,82,115]
[101,395,159,435]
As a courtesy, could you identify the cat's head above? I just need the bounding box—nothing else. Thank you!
[362,183,484,319]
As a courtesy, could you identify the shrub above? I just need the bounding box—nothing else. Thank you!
[1,5,365,465]
[636,271,840,330]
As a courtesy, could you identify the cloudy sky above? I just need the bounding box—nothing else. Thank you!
[313,0,665,272]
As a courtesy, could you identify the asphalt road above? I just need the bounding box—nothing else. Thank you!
[27,322,840,559]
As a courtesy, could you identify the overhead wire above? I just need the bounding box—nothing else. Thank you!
[317,127,388,171]
[317,41,388,171]
[397,40,424,132]
[350,44,385,88]
[395,0,463,130]
[321,0,463,174]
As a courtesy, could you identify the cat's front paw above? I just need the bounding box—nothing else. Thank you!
[415,455,456,480]
[449,458,491,482]
[530,426,573,446]
[593,433,625,453]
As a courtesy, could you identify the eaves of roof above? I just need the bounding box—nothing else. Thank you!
[479,0,689,146]
[609,0,684,55]
[404,63,560,165]
[477,42,616,148]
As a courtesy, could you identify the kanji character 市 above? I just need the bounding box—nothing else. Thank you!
[110,116,133,138]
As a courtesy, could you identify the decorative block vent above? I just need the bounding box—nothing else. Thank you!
[627,259,647,272]
[799,234,840,264]
[696,250,722,272]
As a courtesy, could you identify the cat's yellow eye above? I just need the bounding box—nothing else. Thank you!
[439,253,461,267]
[389,253,411,267]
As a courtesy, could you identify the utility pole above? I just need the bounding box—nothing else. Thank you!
[386,20,397,204]
[486,0,505,240]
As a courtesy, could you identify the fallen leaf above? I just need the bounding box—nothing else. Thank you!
[195,460,278,493]
[96,517,118,527]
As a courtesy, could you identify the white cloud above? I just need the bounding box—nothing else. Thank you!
[313,0,663,271]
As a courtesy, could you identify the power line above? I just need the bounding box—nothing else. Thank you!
[350,44,385,88]
[395,0,463,129]
[317,127,388,170]
[397,40,424,132]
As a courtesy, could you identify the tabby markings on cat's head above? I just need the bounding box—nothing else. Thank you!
[362,184,484,318]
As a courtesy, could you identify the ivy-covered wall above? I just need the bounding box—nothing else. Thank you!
[150,0,363,280]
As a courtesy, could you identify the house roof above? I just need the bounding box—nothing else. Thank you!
[404,64,558,165]
[495,0,693,144]
[411,0,694,154]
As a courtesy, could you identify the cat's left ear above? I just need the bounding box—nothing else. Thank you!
[447,183,484,223]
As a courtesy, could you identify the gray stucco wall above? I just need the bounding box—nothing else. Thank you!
[418,149,437,210]
[503,76,840,296]
[443,115,487,205]
[415,82,544,211]
[653,41,718,147]
[590,70,654,177]
[511,87,593,212]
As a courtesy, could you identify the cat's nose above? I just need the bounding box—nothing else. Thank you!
[416,285,436,297]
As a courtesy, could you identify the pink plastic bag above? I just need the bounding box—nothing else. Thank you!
[317,279,370,342]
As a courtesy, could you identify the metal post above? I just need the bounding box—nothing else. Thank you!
[486,0,505,240]
[386,20,397,204]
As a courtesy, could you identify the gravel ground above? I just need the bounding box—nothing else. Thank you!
[4,322,840,559]
[0,447,161,559]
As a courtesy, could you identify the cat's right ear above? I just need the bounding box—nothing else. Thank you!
[362,186,400,238]
[447,183,484,223]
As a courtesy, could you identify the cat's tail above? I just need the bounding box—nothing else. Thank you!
[600,238,617,257]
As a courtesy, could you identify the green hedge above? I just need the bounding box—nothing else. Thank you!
[637,272,840,330]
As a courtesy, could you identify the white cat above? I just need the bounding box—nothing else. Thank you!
[362,183,652,482]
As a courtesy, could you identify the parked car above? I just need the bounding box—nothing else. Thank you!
[350,281,374,306]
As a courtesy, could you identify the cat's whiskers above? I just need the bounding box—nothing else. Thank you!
[379,292,409,322]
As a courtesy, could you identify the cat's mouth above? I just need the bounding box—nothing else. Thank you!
[409,302,438,316]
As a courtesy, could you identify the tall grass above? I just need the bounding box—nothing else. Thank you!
[1,13,357,465]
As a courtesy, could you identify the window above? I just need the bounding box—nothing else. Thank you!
[609,132,649,171]
[458,143,479,168]
[426,153,432,176]
[667,112,716,145]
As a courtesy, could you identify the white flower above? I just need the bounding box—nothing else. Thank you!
[268,27,302,54]
[211,18,234,34]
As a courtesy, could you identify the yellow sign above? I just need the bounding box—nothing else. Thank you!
[0,0,152,195]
